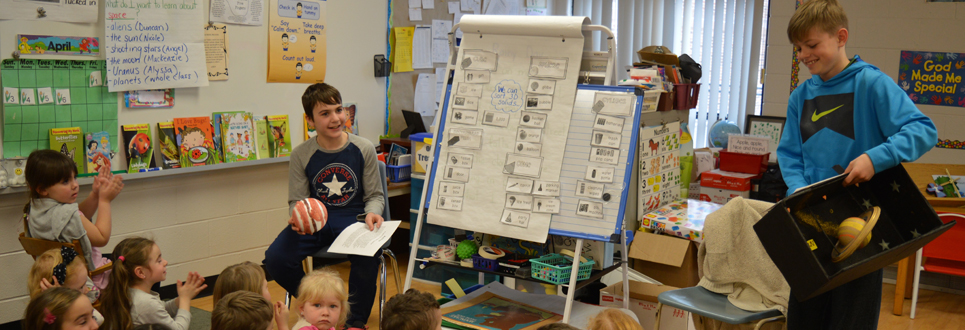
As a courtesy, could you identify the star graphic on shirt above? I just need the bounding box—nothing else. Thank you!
[862,199,873,209]
[911,229,921,238]
[323,175,347,197]
[891,181,901,193]
[879,240,890,250]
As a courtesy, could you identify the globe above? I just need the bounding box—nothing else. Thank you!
[707,120,742,148]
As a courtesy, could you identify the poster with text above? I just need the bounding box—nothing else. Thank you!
[268,0,326,83]
[898,50,965,108]
[104,0,210,92]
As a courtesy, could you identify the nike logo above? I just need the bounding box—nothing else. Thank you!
[812,104,844,122]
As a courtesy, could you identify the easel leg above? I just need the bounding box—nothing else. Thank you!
[562,238,584,324]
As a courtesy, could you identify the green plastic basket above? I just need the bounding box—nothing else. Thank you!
[529,253,595,285]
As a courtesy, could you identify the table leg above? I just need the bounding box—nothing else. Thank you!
[893,256,909,315]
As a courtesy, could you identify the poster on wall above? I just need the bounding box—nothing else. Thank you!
[267,0,326,83]
[16,35,99,56]
[0,0,98,23]
[104,0,210,92]
[897,50,965,108]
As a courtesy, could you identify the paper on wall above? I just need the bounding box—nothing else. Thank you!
[105,0,210,91]
[204,24,230,81]
[0,0,97,22]
[209,0,265,25]
[393,27,415,72]
[409,8,423,21]
[448,1,461,14]
[414,73,438,116]
[432,39,450,64]
[413,26,433,69]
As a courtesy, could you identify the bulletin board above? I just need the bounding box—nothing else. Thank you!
[2,59,118,158]
[0,1,387,161]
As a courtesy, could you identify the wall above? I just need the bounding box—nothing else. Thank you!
[0,0,387,323]
[762,0,965,164]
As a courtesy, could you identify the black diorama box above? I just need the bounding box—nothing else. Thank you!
[754,165,954,301]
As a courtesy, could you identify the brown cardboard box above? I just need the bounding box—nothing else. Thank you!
[599,281,691,330]
[629,230,700,288]
[637,46,680,66]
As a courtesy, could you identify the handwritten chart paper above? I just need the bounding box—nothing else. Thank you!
[105,0,210,92]
[267,0,326,83]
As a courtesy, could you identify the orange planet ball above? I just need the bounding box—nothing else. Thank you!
[837,217,871,248]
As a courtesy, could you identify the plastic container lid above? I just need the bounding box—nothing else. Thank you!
[409,132,433,142]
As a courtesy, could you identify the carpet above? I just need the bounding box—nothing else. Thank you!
[189,307,212,330]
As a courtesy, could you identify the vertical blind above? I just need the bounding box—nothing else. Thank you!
[573,0,765,148]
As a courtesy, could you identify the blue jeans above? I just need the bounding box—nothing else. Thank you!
[264,224,380,325]
[787,268,883,330]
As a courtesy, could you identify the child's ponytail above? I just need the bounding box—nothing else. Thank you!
[98,237,155,330]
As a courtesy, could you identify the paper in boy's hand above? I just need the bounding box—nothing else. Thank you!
[326,221,401,256]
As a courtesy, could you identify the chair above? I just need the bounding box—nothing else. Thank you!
[910,212,965,319]
[654,287,784,330]
[19,218,113,277]
[285,161,402,324]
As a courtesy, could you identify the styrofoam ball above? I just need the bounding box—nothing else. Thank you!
[291,198,328,235]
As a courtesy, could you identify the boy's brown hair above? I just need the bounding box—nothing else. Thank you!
[380,289,441,330]
[211,291,274,330]
[301,83,343,119]
[787,0,848,44]
[212,261,266,305]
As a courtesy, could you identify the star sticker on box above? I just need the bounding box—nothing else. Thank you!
[879,240,890,250]
[323,176,346,197]
[911,229,921,238]
[891,181,900,192]
[862,199,873,209]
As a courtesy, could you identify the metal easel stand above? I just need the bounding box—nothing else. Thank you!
[402,22,629,325]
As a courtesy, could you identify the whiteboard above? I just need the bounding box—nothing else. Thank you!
[0,0,388,154]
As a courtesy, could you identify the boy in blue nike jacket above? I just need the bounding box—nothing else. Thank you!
[777,0,936,328]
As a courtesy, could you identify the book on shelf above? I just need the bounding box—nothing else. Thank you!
[122,124,156,173]
[156,122,181,169]
[84,131,113,173]
[266,115,292,157]
[173,116,220,167]
[219,112,257,163]
[49,127,86,174]
[254,118,272,159]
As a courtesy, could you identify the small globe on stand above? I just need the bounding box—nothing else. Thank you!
[707,119,742,148]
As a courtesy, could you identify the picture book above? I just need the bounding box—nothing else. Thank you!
[304,114,316,140]
[440,292,561,330]
[254,118,271,159]
[220,112,257,162]
[173,117,219,167]
[266,115,292,157]
[122,124,156,173]
[156,122,181,169]
[343,102,358,135]
[84,131,113,173]
[211,112,239,164]
[49,127,85,174]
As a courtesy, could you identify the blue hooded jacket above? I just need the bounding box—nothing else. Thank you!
[777,56,937,196]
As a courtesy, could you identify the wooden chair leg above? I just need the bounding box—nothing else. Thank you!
[894,256,909,315]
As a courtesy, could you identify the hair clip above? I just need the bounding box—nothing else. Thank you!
[43,308,56,324]
[117,256,125,262]
[53,247,78,285]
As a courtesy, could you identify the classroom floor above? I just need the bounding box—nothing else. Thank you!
[190,256,965,330]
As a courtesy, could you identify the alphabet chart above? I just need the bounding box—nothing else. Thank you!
[637,121,681,216]
[2,59,119,159]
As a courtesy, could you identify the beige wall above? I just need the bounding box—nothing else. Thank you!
[762,0,965,164]
[0,1,388,323]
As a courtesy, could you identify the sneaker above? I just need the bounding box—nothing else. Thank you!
[343,321,368,330]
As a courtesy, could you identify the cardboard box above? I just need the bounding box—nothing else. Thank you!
[754,165,955,301]
[600,281,691,330]
[699,187,750,205]
[629,230,700,288]
[700,169,757,191]
[640,199,722,243]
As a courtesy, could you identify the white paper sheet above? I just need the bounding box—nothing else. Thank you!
[432,39,450,64]
[415,73,438,116]
[448,2,461,14]
[436,67,447,92]
[432,19,453,39]
[137,90,166,102]
[409,0,422,8]
[409,8,423,21]
[0,0,97,22]
[426,16,589,243]
[209,0,264,25]
[105,0,209,92]
[413,26,433,69]
[326,221,401,256]
[422,0,435,9]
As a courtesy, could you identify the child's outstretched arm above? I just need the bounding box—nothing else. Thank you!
[80,171,124,247]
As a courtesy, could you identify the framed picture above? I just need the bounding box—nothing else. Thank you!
[745,115,786,163]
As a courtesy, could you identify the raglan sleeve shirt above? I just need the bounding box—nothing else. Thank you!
[863,74,938,173]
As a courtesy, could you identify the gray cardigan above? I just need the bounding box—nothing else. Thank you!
[130,288,191,330]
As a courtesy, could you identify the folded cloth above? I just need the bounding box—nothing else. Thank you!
[697,197,790,315]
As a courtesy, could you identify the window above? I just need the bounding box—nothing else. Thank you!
[574,0,767,147]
